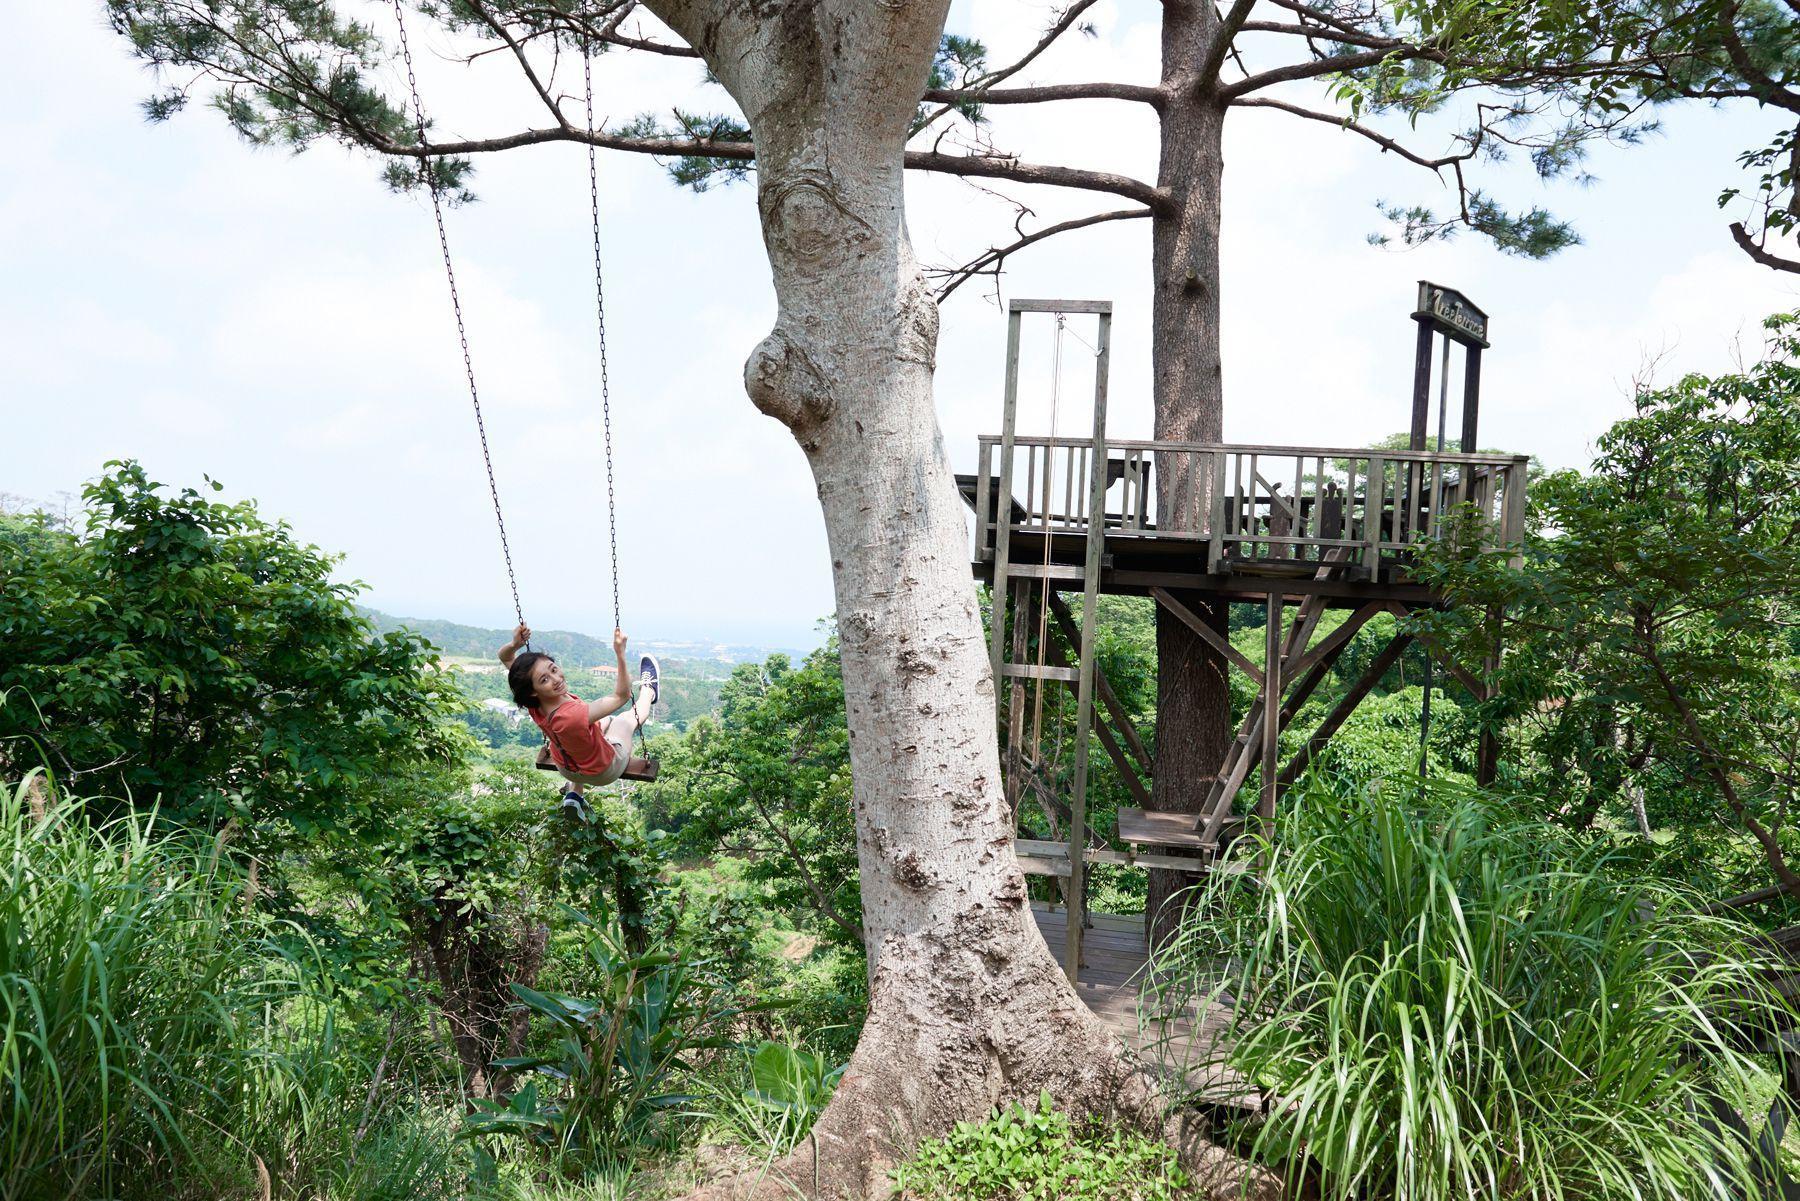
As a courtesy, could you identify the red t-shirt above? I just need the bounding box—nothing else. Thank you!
[529,693,617,776]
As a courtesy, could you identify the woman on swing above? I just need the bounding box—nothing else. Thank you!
[499,623,659,814]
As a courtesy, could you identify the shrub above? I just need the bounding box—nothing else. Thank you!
[1154,779,1794,1201]
[695,1035,846,1156]
[0,772,347,1198]
[464,904,768,1174]
[891,1091,1191,1201]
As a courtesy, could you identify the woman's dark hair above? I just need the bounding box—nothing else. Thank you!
[508,651,554,709]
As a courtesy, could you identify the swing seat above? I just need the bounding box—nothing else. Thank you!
[533,744,659,783]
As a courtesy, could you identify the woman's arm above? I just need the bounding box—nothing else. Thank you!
[585,629,634,722]
[498,622,531,666]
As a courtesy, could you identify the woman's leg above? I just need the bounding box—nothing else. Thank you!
[600,678,655,747]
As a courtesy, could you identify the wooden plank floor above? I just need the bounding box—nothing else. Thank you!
[1031,903,1255,1109]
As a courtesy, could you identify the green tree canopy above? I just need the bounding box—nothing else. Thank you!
[0,461,463,836]
[1420,312,1800,899]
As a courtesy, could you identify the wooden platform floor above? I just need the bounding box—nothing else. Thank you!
[1030,903,1254,1109]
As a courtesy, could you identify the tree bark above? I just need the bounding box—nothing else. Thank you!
[638,2,1271,1196]
[1146,0,1234,951]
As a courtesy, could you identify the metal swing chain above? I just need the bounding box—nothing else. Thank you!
[581,40,623,639]
[581,37,647,765]
[389,0,526,634]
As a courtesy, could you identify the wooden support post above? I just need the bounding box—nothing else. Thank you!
[1460,345,1483,454]
[989,307,1024,686]
[1477,603,1502,786]
[1003,577,1035,818]
[1260,593,1282,826]
[1365,454,1386,584]
[1280,633,1414,788]
[1064,307,1112,984]
[1410,321,1434,451]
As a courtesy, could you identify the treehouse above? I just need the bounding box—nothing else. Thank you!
[956,294,1528,1071]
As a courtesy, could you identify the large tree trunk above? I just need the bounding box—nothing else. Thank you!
[640,3,1271,1197]
[1146,1,1235,951]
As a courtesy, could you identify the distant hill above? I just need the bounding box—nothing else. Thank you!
[362,609,782,674]
[362,608,796,733]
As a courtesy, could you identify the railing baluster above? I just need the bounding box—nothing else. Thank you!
[1366,454,1384,582]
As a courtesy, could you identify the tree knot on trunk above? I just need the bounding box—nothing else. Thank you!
[762,169,874,278]
[746,325,835,439]
[895,638,947,684]
[892,846,936,893]
[898,269,939,369]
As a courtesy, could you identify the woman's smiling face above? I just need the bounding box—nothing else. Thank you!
[530,657,568,705]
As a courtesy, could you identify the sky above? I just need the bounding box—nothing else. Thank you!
[5,2,1798,650]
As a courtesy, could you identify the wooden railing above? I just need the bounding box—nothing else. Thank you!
[973,436,1530,581]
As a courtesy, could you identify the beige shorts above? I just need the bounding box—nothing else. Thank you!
[555,734,630,787]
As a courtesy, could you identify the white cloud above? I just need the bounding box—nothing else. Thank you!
[8,0,1800,648]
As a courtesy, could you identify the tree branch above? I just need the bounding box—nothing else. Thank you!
[932,207,1150,301]
[1221,44,1413,100]
[905,149,1168,211]
[921,81,1164,107]
[465,0,575,130]
[743,790,866,947]
[1237,19,1402,50]
[1231,96,1467,170]
[1199,0,1259,87]
[1729,220,1800,273]
[913,0,1106,134]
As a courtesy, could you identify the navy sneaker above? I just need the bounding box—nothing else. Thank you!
[637,654,662,707]
[559,790,591,820]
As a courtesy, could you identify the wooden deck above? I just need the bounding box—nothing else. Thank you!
[1030,903,1254,1109]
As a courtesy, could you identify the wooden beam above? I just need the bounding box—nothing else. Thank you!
[1409,626,1488,699]
[1009,298,1113,314]
[1044,590,1153,774]
[1282,601,1383,682]
[1278,615,1368,725]
[1151,587,1263,685]
[1092,713,1152,808]
[1260,594,1282,824]
[1279,633,1414,787]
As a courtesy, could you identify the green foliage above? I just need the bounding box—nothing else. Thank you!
[612,110,752,192]
[106,0,476,198]
[0,772,362,1199]
[466,904,760,1173]
[0,462,463,837]
[892,1092,1190,1201]
[915,33,990,131]
[1154,780,1793,1201]
[696,1035,846,1156]
[646,641,863,948]
[1417,313,1800,889]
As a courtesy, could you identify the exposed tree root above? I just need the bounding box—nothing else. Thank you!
[685,900,1280,1201]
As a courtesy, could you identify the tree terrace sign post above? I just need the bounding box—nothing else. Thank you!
[1410,280,1491,454]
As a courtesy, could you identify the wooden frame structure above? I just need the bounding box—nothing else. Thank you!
[962,297,1528,983]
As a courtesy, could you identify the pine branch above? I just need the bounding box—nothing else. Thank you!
[931,207,1151,301]
[914,0,1105,134]
[1220,44,1413,100]
[1231,96,1467,170]
[921,81,1164,107]
[904,149,1168,211]
[1199,0,1259,86]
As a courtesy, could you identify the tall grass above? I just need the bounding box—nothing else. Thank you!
[1153,780,1794,1201]
[0,770,341,1198]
